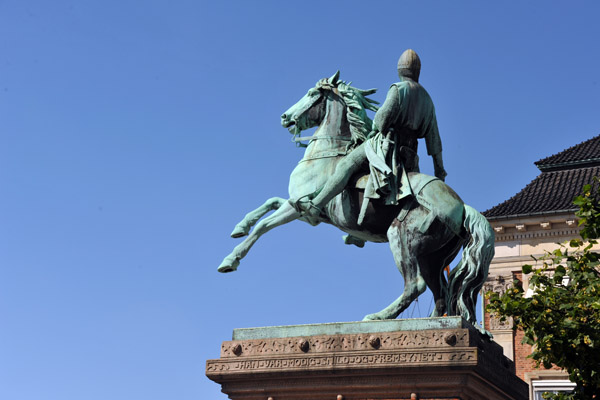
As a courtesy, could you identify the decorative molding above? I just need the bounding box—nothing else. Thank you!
[489,216,580,243]
[494,228,580,242]
[483,275,514,330]
[540,222,551,230]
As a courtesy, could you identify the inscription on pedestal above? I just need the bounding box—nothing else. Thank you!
[207,348,476,373]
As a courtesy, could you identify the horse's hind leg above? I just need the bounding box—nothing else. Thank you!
[422,235,463,317]
[420,258,445,318]
[230,197,287,238]
[363,218,427,321]
[218,201,301,273]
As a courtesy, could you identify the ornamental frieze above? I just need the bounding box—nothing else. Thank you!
[220,329,469,358]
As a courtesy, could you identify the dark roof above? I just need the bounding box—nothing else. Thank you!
[484,134,600,220]
[535,135,600,171]
[483,166,600,219]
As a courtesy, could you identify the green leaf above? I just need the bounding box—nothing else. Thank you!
[569,239,583,248]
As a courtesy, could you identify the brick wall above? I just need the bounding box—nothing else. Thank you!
[485,272,562,381]
[511,272,562,380]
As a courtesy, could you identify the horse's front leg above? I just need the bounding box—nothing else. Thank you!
[230,197,287,238]
[218,201,301,273]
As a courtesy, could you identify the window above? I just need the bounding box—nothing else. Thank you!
[532,380,576,399]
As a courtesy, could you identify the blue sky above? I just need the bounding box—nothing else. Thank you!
[1,1,600,399]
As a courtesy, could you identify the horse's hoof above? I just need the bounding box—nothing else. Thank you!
[343,234,365,248]
[218,255,240,273]
[230,224,248,238]
[362,313,382,321]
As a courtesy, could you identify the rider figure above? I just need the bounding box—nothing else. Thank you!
[304,49,447,224]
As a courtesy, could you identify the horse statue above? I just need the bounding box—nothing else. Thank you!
[217,72,494,332]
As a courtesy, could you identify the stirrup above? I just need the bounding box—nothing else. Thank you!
[289,198,321,226]
[288,197,322,226]
[303,201,322,226]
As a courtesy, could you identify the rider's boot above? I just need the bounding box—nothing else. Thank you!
[309,144,366,215]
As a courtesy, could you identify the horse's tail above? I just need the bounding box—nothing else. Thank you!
[446,204,494,325]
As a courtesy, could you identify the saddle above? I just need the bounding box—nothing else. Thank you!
[352,144,436,226]
[354,170,437,197]
[353,146,420,188]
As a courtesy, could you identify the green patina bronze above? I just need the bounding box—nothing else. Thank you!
[232,316,470,340]
[218,53,494,335]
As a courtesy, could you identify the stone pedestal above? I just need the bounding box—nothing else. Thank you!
[206,317,528,400]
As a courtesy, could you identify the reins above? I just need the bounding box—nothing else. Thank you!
[298,149,351,163]
[292,85,355,162]
[292,134,352,146]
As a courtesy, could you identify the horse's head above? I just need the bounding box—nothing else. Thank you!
[281,71,341,135]
[281,71,379,144]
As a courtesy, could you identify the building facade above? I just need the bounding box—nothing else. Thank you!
[482,135,600,399]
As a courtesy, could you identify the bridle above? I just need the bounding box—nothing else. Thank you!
[293,81,355,162]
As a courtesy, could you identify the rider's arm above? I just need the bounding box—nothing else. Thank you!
[424,112,442,155]
[432,152,447,182]
[373,85,400,135]
[424,112,447,181]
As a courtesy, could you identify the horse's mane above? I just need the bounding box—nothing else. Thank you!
[317,71,379,145]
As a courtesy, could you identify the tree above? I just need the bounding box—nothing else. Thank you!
[486,179,600,400]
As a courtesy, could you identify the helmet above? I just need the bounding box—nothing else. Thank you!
[397,49,421,82]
